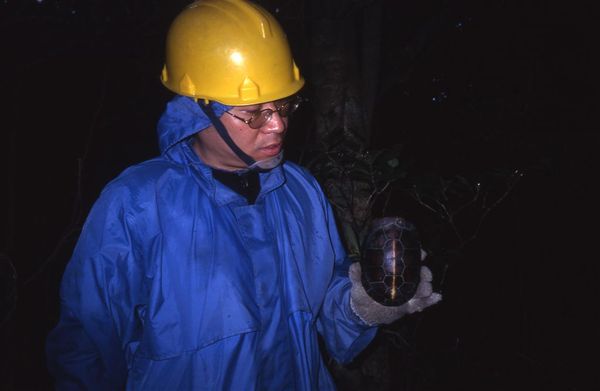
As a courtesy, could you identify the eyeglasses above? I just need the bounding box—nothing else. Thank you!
[224,96,303,129]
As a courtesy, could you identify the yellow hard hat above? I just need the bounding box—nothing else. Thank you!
[161,0,304,106]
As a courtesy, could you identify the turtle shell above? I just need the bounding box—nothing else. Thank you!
[360,217,422,306]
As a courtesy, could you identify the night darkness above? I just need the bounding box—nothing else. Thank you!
[1,1,598,390]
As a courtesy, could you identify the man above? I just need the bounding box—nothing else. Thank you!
[46,1,441,389]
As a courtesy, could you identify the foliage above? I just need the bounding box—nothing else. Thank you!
[306,143,524,280]
[306,143,408,259]
[304,138,524,390]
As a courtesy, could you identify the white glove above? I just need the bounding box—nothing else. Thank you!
[349,262,442,326]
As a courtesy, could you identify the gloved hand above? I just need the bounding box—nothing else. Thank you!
[349,259,442,326]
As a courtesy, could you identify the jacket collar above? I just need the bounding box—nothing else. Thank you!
[178,139,286,206]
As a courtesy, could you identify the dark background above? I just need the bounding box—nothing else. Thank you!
[1,0,598,390]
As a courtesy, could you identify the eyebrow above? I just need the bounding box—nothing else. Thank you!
[235,105,261,112]
[233,99,289,112]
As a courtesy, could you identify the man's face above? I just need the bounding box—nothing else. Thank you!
[193,100,288,171]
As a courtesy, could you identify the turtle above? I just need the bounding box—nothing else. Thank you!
[360,217,422,306]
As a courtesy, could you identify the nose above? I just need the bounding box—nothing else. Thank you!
[261,104,287,134]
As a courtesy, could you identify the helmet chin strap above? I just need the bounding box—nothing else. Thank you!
[198,101,256,167]
[247,151,284,171]
[198,101,283,172]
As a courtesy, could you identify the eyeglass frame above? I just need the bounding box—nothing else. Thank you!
[223,96,303,129]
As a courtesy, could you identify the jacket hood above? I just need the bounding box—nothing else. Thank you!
[156,95,231,154]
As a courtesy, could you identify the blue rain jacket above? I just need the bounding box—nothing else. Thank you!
[46,96,377,390]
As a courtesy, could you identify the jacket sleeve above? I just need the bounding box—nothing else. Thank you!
[315,195,379,364]
[46,186,142,390]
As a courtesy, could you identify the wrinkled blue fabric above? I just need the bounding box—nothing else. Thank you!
[46,96,378,390]
[156,95,230,154]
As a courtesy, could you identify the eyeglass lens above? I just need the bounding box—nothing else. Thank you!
[248,97,302,128]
